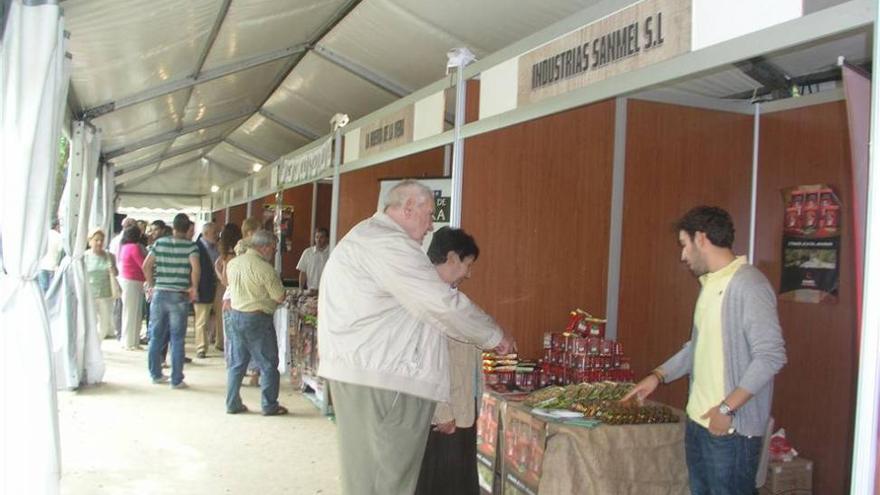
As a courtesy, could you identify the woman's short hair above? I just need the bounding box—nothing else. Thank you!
[427,227,479,265]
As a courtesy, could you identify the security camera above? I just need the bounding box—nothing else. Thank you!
[330,113,350,130]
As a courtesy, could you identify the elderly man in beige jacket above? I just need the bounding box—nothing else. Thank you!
[318,179,515,495]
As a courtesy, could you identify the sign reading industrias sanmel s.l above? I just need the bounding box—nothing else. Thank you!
[518,0,691,106]
[359,104,415,158]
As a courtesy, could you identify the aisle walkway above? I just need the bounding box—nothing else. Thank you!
[59,337,341,495]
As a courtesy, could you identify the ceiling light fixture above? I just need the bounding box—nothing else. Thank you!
[210,185,220,193]
[252,163,263,173]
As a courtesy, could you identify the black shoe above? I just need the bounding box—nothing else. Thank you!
[196,351,206,359]
[184,356,193,364]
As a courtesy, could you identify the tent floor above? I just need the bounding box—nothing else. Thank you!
[58,330,341,495]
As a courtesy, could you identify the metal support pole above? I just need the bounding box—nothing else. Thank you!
[850,8,880,493]
[749,103,761,263]
[311,182,318,238]
[447,48,475,228]
[274,189,283,274]
[329,126,343,250]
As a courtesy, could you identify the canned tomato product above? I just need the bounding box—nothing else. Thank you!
[790,191,805,213]
[822,204,840,230]
[785,207,801,231]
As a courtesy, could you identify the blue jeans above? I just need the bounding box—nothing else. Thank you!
[226,310,280,413]
[685,419,762,495]
[147,290,190,385]
[37,270,53,293]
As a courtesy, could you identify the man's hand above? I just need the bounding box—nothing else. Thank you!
[432,420,456,435]
[701,406,734,436]
[620,374,660,403]
[188,287,197,303]
[493,331,516,356]
[222,299,232,311]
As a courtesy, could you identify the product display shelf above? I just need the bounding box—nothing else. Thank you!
[288,293,332,416]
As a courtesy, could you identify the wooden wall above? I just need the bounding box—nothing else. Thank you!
[212,209,226,226]
[227,204,247,229]
[336,148,445,238]
[617,100,754,408]
[315,183,333,234]
[755,101,856,494]
[461,100,615,359]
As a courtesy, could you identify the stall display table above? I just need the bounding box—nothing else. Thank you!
[286,292,331,415]
[479,392,688,495]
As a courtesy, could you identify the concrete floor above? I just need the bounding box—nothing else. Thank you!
[58,336,341,495]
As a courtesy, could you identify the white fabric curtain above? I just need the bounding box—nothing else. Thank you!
[90,162,113,239]
[49,121,105,389]
[0,2,68,493]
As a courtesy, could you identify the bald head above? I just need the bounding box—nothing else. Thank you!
[201,222,218,243]
[121,217,136,229]
[383,179,435,243]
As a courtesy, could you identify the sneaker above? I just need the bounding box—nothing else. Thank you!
[171,382,189,389]
[152,375,169,384]
[196,351,206,359]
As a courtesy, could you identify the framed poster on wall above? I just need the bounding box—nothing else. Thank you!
[779,184,842,304]
[377,177,452,251]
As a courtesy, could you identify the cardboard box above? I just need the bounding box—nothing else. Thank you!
[758,457,812,495]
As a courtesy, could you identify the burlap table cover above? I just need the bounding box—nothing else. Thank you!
[538,418,689,494]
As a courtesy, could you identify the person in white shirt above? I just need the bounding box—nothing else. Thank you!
[296,227,329,292]
[318,179,515,495]
[38,220,63,293]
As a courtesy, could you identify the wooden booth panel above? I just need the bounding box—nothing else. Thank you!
[617,100,754,409]
[337,148,445,239]
[315,183,332,234]
[212,209,226,227]
[462,100,615,360]
[227,204,247,229]
[756,101,856,495]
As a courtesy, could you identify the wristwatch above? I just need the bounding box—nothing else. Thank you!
[718,401,735,417]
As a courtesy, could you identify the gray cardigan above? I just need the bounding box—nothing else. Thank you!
[659,264,787,437]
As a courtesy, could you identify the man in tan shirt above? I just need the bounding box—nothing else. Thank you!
[225,229,288,416]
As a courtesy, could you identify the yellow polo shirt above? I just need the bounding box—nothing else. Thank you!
[226,249,285,315]
[686,256,746,427]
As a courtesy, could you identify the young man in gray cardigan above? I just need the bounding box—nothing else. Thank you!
[623,206,787,495]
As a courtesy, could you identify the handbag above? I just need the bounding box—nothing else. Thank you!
[108,254,122,299]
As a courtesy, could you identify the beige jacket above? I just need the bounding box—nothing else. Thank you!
[432,337,481,427]
[317,212,503,402]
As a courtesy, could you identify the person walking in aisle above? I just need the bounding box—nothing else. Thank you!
[37,219,62,293]
[318,179,515,495]
[224,229,288,416]
[193,222,220,359]
[84,228,118,340]
[117,225,146,350]
[215,223,243,358]
[143,213,199,388]
[415,226,485,495]
[296,227,329,292]
[622,206,787,495]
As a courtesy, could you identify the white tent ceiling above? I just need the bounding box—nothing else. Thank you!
[60,0,872,209]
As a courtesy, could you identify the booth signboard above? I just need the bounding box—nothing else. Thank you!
[360,104,415,158]
[501,403,549,495]
[277,138,333,187]
[780,184,842,304]
[377,177,451,251]
[517,0,691,106]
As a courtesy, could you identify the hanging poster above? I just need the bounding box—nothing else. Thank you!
[779,184,842,304]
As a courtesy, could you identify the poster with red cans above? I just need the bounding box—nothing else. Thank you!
[501,404,548,495]
[780,184,842,304]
